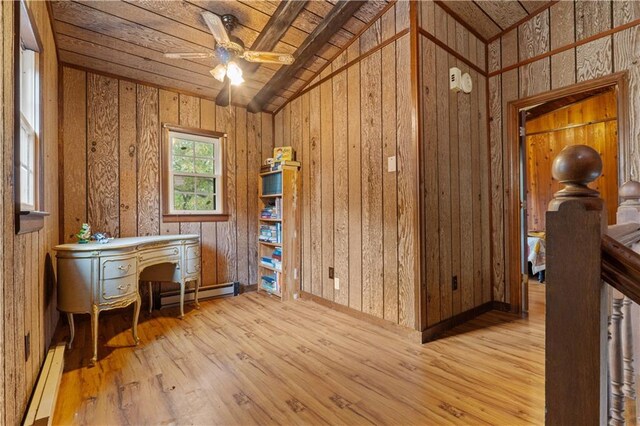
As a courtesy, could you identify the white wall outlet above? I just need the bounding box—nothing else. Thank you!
[388,156,397,172]
[334,277,340,290]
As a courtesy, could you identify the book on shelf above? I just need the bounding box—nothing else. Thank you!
[260,198,281,219]
[261,172,283,195]
[259,223,282,244]
[260,273,280,293]
[260,160,301,173]
[272,247,282,261]
[260,256,282,271]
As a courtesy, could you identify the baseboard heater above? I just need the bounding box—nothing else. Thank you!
[157,282,239,310]
[23,343,65,426]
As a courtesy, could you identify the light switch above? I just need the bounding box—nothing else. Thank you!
[388,156,397,172]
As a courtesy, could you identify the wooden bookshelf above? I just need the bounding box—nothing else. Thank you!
[257,164,300,301]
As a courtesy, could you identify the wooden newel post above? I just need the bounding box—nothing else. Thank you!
[545,145,608,426]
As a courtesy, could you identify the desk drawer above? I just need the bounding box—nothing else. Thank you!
[101,256,136,280]
[186,257,200,275]
[186,244,200,260]
[139,246,180,263]
[101,274,137,301]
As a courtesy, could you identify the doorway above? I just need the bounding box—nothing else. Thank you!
[506,72,630,314]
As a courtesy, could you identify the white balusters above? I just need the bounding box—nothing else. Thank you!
[610,295,625,425]
[621,297,635,400]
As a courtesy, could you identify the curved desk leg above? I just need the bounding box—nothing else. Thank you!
[90,304,99,366]
[67,313,75,350]
[148,281,153,313]
[194,277,201,309]
[179,280,185,319]
[133,294,141,345]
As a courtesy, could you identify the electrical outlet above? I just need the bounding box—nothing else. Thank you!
[24,333,30,361]
[452,275,458,291]
[334,277,340,290]
[329,267,334,279]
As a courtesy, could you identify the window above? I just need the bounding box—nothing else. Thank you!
[15,0,46,234]
[19,44,38,211]
[162,125,226,221]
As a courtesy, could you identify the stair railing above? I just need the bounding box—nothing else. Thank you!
[546,145,640,425]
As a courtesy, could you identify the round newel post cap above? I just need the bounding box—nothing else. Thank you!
[619,180,640,202]
[552,145,602,198]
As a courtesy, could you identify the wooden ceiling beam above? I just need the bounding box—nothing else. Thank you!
[246,0,366,113]
[216,0,308,106]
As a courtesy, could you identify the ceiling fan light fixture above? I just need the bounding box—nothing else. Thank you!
[211,64,226,82]
[229,74,244,86]
[226,61,243,80]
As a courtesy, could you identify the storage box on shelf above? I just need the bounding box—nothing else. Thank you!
[257,163,300,301]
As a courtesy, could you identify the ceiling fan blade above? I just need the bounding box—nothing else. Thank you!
[164,52,214,59]
[242,51,295,65]
[201,11,231,46]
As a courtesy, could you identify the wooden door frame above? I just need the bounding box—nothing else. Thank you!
[505,71,630,314]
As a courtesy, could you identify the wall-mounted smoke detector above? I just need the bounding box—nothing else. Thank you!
[450,67,473,94]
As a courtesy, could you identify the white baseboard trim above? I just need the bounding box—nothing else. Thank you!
[23,342,65,426]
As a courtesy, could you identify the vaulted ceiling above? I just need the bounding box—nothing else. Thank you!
[437,0,553,41]
[50,0,390,112]
[50,1,555,113]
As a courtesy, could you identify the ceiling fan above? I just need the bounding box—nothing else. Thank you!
[165,12,295,87]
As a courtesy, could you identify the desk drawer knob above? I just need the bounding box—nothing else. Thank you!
[118,264,132,273]
[117,283,131,291]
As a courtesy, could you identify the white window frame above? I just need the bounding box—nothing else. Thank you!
[19,44,39,212]
[167,130,224,215]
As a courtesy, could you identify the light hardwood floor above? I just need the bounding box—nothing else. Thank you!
[53,284,545,425]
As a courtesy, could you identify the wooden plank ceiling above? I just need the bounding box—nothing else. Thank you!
[50,0,389,112]
[436,0,553,41]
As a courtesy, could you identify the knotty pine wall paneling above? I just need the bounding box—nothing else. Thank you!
[381,9,398,323]
[417,2,491,330]
[200,99,217,286]
[360,22,383,319]
[525,91,619,229]
[119,81,137,237]
[333,52,350,308]
[2,1,60,424]
[61,67,273,294]
[320,65,335,304]
[396,2,415,330]
[87,74,120,237]
[346,40,362,313]
[274,0,491,331]
[487,0,640,305]
[273,2,418,329]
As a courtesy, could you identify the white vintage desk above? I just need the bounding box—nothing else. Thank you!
[54,234,201,365]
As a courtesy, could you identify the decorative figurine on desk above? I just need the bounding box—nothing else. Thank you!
[92,233,112,244]
[75,223,91,244]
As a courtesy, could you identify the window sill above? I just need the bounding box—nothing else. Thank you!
[17,210,50,234]
[162,213,229,223]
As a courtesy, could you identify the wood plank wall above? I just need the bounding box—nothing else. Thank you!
[418,2,492,329]
[525,90,619,230]
[488,0,640,304]
[272,3,419,329]
[1,1,60,424]
[60,66,273,291]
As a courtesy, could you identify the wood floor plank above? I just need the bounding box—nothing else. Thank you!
[54,286,546,425]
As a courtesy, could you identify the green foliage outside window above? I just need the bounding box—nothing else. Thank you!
[171,136,218,212]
